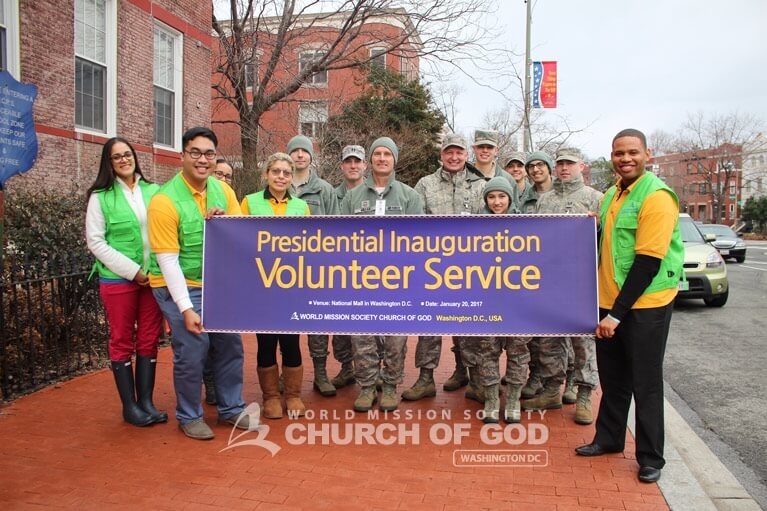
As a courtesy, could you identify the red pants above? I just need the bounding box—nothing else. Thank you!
[100,282,163,360]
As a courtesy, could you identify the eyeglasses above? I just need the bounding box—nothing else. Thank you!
[527,162,548,170]
[213,170,233,182]
[184,149,217,160]
[110,152,133,162]
[268,168,293,178]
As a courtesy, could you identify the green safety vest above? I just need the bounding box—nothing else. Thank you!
[244,190,308,216]
[93,180,159,280]
[600,172,684,294]
[153,173,228,281]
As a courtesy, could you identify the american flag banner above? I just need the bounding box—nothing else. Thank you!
[532,61,557,108]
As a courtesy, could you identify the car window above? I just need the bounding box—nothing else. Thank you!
[678,216,705,243]
[699,225,736,237]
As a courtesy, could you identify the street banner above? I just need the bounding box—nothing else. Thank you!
[0,70,38,189]
[202,215,598,336]
[532,61,557,109]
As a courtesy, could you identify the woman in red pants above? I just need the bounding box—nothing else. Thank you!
[86,137,166,426]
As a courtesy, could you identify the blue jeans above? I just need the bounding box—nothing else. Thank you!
[153,287,245,424]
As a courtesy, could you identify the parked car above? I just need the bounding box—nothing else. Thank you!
[697,223,747,262]
[677,214,728,307]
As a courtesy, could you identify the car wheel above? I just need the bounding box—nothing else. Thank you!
[704,289,728,307]
[735,256,745,263]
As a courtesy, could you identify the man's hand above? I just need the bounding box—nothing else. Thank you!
[183,309,203,334]
[205,207,225,219]
[595,316,619,339]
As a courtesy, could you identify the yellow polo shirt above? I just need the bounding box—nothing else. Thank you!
[147,173,241,288]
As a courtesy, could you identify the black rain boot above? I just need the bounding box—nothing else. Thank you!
[112,360,154,426]
[135,355,168,423]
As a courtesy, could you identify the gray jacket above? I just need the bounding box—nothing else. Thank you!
[291,170,339,215]
[536,174,603,214]
[414,163,486,215]
[339,173,423,215]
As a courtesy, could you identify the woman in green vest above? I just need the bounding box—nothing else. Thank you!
[85,137,167,427]
[241,153,310,420]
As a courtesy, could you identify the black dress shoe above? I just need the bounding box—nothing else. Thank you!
[575,442,622,457]
[638,466,662,483]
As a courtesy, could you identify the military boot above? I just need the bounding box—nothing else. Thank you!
[312,357,336,397]
[464,367,485,404]
[402,368,437,401]
[443,347,469,391]
[380,384,399,411]
[521,381,562,411]
[482,384,500,423]
[574,387,593,425]
[521,370,543,399]
[504,384,522,423]
[353,386,377,412]
[331,361,355,388]
[562,371,577,404]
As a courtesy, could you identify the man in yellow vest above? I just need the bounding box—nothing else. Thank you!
[575,129,683,484]
[148,127,251,440]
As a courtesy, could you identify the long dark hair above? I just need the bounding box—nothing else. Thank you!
[86,137,150,199]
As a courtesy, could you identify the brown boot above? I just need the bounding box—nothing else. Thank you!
[257,365,283,419]
[521,381,562,411]
[574,387,593,425]
[283,365,306,418]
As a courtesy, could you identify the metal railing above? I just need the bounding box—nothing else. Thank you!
[1,253,108,401]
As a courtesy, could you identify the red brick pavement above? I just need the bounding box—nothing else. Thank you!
[0,335,668,510]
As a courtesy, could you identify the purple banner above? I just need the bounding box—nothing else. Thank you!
[201,215,598,336]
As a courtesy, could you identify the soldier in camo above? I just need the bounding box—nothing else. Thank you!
[402,133,487,403]
[472,129,514,181]
[285,135,344,398]
[525,147,603,424]
[339,137,423,412]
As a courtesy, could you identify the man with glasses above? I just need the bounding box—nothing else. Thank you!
[148,127,250,440]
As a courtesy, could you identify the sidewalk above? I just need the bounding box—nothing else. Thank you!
[0,335,728,510]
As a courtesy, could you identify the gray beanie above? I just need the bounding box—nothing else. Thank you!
[483,176,514,203]
[525,151,554,175]
[369,137,399,165]
[286,135,314,162]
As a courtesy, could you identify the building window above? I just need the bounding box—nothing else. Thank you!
[697,162,704,174]
[153,22,182,149]
[370,47,386,70]
[299,101,327,139]
[729,204,735,217]
[299,50,327,85]
[0,0,19,78]
[729,182,736,195]
[699,183,706,194]
[244,61,257,90]
[75,0,115,134]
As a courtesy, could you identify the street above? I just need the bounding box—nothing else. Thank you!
[665,240,767,507]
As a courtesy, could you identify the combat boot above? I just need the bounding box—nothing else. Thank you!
[521,381,562,411]
[504,384,522,423]
[482,384,500,423]
[353,386,378,412]
[521,370,543,399]
[465,367,485,403]
[562,371,577,404]
[331,361,355,388]
[574,387,593,425]
[402,368,437,401]
[380,383,399,411]
[443,348,469,391]
[312,357,336,397]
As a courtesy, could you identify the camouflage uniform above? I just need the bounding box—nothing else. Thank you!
[413,163,487,369]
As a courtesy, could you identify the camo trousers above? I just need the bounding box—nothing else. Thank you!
[308,334,353,364]
[351,335,407,387]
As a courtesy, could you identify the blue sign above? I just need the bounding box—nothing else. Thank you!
[201,215,598,336]
[0,71,38,189]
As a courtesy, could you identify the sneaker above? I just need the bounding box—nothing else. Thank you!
[179,418,214,440]
[221,412,255,430]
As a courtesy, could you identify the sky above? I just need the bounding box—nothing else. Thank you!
[446,0,767,159]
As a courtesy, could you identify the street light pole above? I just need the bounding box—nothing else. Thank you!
[522,0,533,152]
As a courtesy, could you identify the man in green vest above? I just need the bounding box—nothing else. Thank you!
[148,127,251,440]
[575,129,683,484]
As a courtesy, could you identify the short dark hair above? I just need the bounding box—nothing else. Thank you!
[182,127,217,150]
[215,156,228,165]
[612,128,647,149]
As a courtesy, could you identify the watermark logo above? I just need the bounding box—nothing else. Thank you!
[452,450,549,467]
[219,403,281,456]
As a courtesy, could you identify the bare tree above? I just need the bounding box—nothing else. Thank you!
[212,0,496,177]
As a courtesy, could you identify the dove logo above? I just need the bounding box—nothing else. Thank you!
[219,402,281,456]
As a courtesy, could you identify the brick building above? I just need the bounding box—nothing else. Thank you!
[211,9,420,162]
[651,144,742,225]
[2,0,213,191]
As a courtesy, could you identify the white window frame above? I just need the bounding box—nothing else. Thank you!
[728,203,735,217]
[370,47,386,71]
[153,20,183,150]
[729,181,736,195]
[299,50,327,86]
[298,101,327,140]
[0,0,20,78]
[74,0,116,136]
